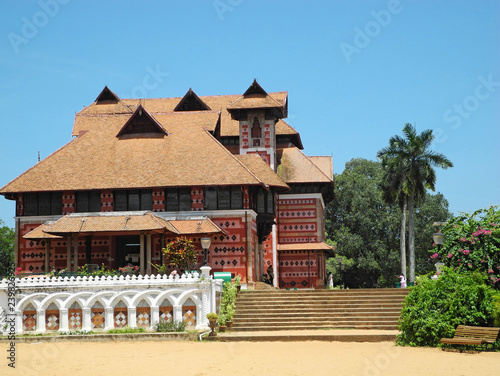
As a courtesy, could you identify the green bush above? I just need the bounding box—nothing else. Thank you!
[107,327,145,334]
[219,281,237,323]
[154,320,186,332]
[397,268,495,347]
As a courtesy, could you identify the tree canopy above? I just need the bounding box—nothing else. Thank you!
[0,220,15,276]
[377,124,453,282]
[326,158,452,288]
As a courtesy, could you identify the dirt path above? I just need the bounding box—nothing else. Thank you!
[6,340,500,376]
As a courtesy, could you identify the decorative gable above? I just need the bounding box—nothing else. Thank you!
[174,88,211,112]
[116,105,167,138]
[243,79,267,97]
[95,86,120,104]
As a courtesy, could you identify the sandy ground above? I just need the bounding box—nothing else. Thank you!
[5,340,500,376]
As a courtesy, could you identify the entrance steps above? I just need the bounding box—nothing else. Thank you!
[231,289,409,332]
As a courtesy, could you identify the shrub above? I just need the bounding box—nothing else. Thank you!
[154,320,186,332]
[397,268,495,347]
[107,327,145,334]
[430,206,500,288]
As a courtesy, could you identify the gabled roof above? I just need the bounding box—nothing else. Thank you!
[278,147,333,184]
[173,88,211,112]
[95,86,120,103]
[243,79,268,96]
[1,109,289,193]
[116,105,168,138]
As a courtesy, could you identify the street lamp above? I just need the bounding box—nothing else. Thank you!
[201,237,211,266]
[432,222,446,279]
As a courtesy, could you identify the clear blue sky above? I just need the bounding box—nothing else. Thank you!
[0,0,498,229]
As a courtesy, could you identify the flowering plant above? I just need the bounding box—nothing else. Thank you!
[162,236,197,272]
[118,265,139,276]
[429,206,500,288]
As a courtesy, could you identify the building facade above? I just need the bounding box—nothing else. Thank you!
[1,81,334,289]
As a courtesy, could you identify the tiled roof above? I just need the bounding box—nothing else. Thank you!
[72,91,292,138]
[235,155,289,190]
[23,223,63,239]
[41,212,179,235]
[1,108,289,193]
[278,147,333,184]
[24,213,224,238]
[168,218,222,235]
[278,242,335,258]
[278,242,335,252]
[309,156,334,180]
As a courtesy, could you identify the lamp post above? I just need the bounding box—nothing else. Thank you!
[201,237,211,266]
[432,222,446,278]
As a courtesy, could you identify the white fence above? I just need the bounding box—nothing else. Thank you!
[0,266,222,334]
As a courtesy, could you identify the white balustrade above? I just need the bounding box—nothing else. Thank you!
[0,271,222,334]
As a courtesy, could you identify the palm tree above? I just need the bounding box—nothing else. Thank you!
[377,124,453,283]
[379,156,409,280]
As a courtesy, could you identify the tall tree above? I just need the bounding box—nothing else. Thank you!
[377,124,453,283]
[0,220,15,276]
[380,156,409,279]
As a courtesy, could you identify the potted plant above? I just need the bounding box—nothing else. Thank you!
[217,312,227,332]
[235,275,242,293]
[206,312,218,337]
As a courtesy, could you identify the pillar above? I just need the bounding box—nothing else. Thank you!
[82,308,91,331]
[44,240,51,273]
[128,307,137,328]
[59,308,69,332]
[139,233,145,275]
[36,309,46,333]
[146,232,152,275]
[104,307,114,330]
[73,234,79,272]
[173,304,182,323]
[66,235,72,271]
[150,305,159,330]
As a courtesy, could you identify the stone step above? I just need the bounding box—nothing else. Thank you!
[233,317,400,325]
[215,329,399,342]
[231,323,399,331]
[236,299,405,306]
[234,312,401,319]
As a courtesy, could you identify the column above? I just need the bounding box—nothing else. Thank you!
[128,307,137,328]
[173,305,182,324]
[44,240,51,274]
[104,307,114,330]
[246,212,253,283]
[150,305,159,330]
[73,234,79,272]
[36,309,46,333]
[59,308,69,332]
[82,308,91,331]
[139,233,145,275]
[66,235,72,270]
[146,232,152,275]
[15,310,23,334]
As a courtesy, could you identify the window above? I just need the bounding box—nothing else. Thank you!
[113,190,152,211]
[204,186,243,210]
[23,192,62,216]
[165,188,191,211]
[76,191,101,212]
[252,187,274,215]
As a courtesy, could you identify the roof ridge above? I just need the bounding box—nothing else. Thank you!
[0,134,86,192]
[202,129,265,187]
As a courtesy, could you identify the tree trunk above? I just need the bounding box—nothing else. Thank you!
[408,193,415,283]
[400,197,407,278]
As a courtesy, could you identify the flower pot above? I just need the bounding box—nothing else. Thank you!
[226,320,233,328]
[218,325,226,332]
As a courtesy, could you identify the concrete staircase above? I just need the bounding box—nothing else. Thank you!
[232,289,409,332]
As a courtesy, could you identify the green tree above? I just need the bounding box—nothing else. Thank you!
[326,158,451,288]
[0,220,15,276]
[377,124,453,283]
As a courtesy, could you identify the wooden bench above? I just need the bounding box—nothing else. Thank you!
[440,325,500,350]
